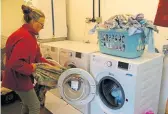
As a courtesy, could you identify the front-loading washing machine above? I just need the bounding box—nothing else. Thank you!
[89,52,164,114]
[58,42,99,114]
[59,42,99,71]
[40,42,60,62]
[40,40,98,63]
[40,41,98,114]
[40,41,75,62]
[58,52,163,114]
[40,41,98,97]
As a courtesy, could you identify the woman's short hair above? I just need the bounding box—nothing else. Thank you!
[21,5,45,23]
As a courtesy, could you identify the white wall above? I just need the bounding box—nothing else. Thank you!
[1,0,67,39]
[1,0,168,45]
[32,0,67,39]
[67,0,168,45]
[66,0,98,43]
[1,0,24,37]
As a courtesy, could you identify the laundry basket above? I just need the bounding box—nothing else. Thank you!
[97,29,146,58]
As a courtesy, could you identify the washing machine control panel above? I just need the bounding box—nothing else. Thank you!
[118,61,129,70]
[75,52,82,58]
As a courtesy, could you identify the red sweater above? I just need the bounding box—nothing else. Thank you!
[2,24,53,91]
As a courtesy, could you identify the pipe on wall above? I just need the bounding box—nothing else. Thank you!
[51,0,55,36]
[98,0,101,17]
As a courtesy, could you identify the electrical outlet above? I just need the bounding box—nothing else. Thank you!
[96,17,102,23]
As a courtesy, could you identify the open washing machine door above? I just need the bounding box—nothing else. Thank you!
[58,68,96,106]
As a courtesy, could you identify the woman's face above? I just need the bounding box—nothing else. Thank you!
[32,17,45,33]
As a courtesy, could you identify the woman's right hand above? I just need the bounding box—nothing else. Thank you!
[31,63,36,71]
[46,59,62,68]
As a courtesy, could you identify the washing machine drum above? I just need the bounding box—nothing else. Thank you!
[62,74,90,101]
[98,76,125,110]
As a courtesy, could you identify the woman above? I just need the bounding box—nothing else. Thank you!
[2,5,53,114]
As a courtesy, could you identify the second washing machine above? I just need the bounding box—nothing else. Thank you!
[58,52,163,114]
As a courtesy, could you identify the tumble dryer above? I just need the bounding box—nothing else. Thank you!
[58,52,163,114]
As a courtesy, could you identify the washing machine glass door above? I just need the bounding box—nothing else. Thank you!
[98,76,125,110]
[58,68,96,106]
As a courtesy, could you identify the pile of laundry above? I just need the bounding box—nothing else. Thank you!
[33,62,66,89]
[33,62,66,106]
[98,14,158,33]
[89,13,159,52]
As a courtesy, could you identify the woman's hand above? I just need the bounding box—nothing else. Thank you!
[31,63,36,71]
[1,87,12,95]
[46,59,63,68]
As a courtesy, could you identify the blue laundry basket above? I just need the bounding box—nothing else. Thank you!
[97,29,145,58]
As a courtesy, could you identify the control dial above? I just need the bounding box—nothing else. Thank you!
[69,52,73,57]
[106,61,112,67]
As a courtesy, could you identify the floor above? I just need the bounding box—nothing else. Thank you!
[1,91,81,114]
[1,100,52,114]
[45,91,81,114]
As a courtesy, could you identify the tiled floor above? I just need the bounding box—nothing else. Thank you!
[1,101,52,114]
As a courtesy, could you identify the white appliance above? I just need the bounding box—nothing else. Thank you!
[40,42,60,62]
[40,41,74,62]
[155,36,168,114]
[89,52,164,114]
[58,42,99,71]
[41,41,98,114]
[56,41,98,114]
[58,68,96,114]
[58,52,163,114]
[40,40,99,66]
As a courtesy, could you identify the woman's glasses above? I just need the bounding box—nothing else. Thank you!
[36,21,44,28]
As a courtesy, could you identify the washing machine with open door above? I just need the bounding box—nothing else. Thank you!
[58,68,96,114]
